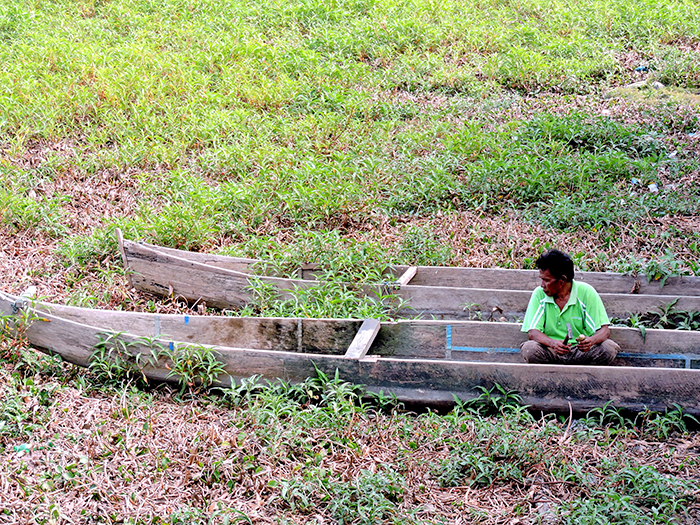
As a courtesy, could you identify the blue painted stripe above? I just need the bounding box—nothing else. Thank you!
[617,351,691,361]
[452,346,521,354]
[449,347,694,361]
[445,325,697,367]
[184,315,189,325]
[618,351,691,368]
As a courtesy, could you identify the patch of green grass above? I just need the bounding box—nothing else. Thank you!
[239,276,403,320]
[393,224,452,266]
[88,331,158,386]
[561,465,697,525]
[0,170,68,237]
[0,373,53,450]
[651,46,700,89]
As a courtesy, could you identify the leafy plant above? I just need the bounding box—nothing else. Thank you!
[639,404,699,440]
[156,342,226,395]
[89,331,161,386]
[613,300,700,332]
[582,401,629,429]
[240,275,407,321]
[0,297,45,363]
[433,441,523,488]
[215,374,265,408]
[457,384,526,417]
[393,224,452,266]
[643,251,688,287]
[561,464,698,525]
[328,468,405,525]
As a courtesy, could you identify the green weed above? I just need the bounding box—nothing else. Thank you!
[638,404,699,440]
[434,443,522,488]
[393,224,452,266]
[612,300,700,332]
[156,342,226,395]
[0,186,68,237]
[456,384,526,418]
[561,465,698,525]
[642,251,689,287]
[227,229,390,283]
[240,276,404,320]
[328,468,405,525]
[89,331,159,385]
[55,224,126,271]
[582,401,630,429]
[0,373,52,448]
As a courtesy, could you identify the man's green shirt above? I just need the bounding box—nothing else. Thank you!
[521,280,610,341]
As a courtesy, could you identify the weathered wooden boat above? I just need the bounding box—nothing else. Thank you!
[117,230,700,320]
[3,289,700,415]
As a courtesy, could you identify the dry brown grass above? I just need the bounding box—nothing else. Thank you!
[1,361,698,525]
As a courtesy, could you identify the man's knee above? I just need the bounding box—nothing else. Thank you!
[520,340,549,363]
[596,339,619,365]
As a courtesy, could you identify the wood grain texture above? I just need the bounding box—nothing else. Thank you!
[344,319,381,360]
[18,297,700,361]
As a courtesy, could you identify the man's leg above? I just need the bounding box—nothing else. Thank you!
[567,339,619,365]
[521,339,619,365]
[520,340,555,364]
[584,339,619,365]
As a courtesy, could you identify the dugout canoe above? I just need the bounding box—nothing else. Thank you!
[117,231,700,320]
[3,289,700,415]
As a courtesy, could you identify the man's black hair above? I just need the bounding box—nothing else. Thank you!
[535,249,574,282]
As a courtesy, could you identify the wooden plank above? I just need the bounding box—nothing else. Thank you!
[115,228,134,288]
[344,319,381,360]
[124,237,700,296]
[124,238,259,273]
[393,285,700,320]
[392,265,700,296]
[123,239,700,318]
[355,357,700,414]
[396,266,417,286]
[124,241,313,309]
[19,298,700,361]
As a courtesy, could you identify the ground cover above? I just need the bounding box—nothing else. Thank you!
[0,348,699,525]
[1,0,700,522]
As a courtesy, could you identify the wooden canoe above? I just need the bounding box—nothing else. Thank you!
[117,231,700,320]
[3,290,700,415]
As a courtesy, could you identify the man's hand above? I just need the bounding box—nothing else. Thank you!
[550,340,571,356]
[577,326,611,352]
[576,336,593,353]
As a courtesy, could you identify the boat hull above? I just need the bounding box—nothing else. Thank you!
[119,236,700,320]
[2,291,700,415]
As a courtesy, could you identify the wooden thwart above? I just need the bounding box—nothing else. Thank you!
[396,266,417,286]
[344,319,381,360]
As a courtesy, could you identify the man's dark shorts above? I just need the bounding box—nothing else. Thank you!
[520,340,619,365]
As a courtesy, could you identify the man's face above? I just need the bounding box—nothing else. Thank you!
[539,269,566,297]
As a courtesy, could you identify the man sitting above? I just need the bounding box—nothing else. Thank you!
[520,249,619,365]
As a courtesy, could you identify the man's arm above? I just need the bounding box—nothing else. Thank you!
[576,325,610,353]
[527,329,571,356]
